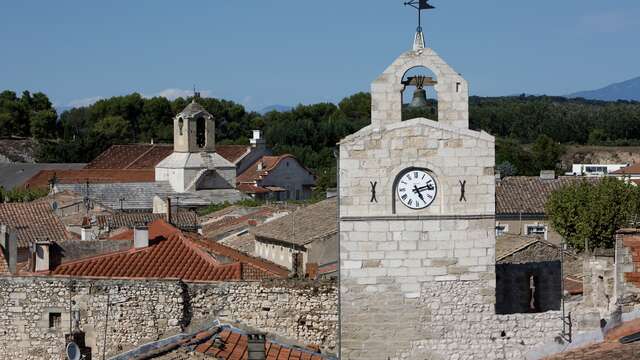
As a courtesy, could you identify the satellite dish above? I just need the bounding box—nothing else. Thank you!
[52,201,58,211]
[66,342,80,360]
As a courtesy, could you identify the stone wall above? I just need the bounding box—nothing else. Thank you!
[615,230,640,312]
[0,276,337,360]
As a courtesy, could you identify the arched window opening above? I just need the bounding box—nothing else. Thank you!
[401,66,438,121]
[178,118,184,136]
[196,117,206,148]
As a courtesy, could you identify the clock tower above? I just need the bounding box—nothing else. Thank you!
[338,14,496,360]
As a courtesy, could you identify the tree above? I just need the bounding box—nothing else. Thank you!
[92,115,131,141]
[531,134,564,172]
[546,177,640,251]
[30,110,57,140]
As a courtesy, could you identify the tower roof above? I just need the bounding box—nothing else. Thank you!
[178,100,212,118]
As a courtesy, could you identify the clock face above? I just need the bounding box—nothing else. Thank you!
[396,169,437,210]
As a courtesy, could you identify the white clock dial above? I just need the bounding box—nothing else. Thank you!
[396,169,437,210]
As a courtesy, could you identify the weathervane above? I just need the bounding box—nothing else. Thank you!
[404,0,435,51]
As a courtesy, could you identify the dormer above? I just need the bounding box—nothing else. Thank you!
[174,100,216,153]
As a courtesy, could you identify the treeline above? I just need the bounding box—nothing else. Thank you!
[0,91,58,139]
[2,89,640,187]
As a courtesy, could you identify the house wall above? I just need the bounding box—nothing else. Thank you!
[259,158,315,201]
[496,218,564,245]
[0,276,337,360]
[236,145,271,176]
[255,239,302,270]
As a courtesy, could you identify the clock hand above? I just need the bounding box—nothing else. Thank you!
[412,184,434,193]
[413,185,426,202]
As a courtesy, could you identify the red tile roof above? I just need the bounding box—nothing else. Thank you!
[202,208,274,239]
[47,219,286,281]
[237,155,313,183]
[544,318,640,359]
[194,326,330,360]
[0,249,9,275]
[0,202,70,248]
[190,235,289,279]
[215,145,251,164]
[24,169,155,188]
[612,164,640,175]
[85,144,252,171]
[237,183,272,194]
[85,144,173,169]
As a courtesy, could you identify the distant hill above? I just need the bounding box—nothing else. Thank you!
[259,105,292,114]
[567,76,640,102]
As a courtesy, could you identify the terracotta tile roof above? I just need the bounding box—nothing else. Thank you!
[237,155,314,184]
[96,211,198,230]
[24,169,155,188]
[194,325,332,360]
[220,233,256,255]
[47,219,285,281]
[202,208,274,240]
[190,236,289,279]
[237,183,272,194]
[612,163,640,175]
[544,318,640,359]
[216,145,251,164]
[496,176,599,215]
[252,199,337,246]
[0,202,70,248]
[85,144,173,169]
[85,144,252,171]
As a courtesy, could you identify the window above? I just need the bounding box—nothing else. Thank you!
[196,117,206,148]
[295,189,300,200]
[526,224,547,239]
[495,223,509,236]
[49,312,61,329]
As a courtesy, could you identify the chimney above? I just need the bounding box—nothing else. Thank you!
[247,333,266,360]
[250,130,266,149]
[34,240,51,272]
[1,225,17,274]
[495,171,502,184]
[257,161,264,171]
[134,226,149,249]
[166,197,172,224]
[539,170,556,180]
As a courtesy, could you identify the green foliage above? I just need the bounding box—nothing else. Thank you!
[0,90,56,138]
[531,134,565,172]
[0,186,49,203]
[546,177,640,251]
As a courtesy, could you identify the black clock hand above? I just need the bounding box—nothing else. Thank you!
[412,184,434,193]
[413,185,426,202]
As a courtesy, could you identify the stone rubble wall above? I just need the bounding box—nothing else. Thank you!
[0,276,337,360]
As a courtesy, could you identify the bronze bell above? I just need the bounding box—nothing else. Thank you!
[409,87,429,108]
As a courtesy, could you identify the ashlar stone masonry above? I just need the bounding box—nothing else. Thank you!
[339,47,576,359]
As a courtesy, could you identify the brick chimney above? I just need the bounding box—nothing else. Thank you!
[247,333,266,360]
[134,226,149,249]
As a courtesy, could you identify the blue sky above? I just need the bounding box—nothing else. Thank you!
[0,1,638,111]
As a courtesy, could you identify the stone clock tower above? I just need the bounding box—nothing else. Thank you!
[339,29,497,360]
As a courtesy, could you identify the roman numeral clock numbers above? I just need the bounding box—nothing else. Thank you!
[396,169,437,210]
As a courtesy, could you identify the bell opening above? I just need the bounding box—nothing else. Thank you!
[401,66,438,121]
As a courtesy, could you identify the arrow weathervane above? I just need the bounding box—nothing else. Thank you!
[404,0,435,50]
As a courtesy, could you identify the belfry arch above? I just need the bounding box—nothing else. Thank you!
[371,48,469,129]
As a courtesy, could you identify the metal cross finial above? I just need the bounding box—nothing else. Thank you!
[404,0,435,32]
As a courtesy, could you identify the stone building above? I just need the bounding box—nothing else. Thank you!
[337,24,591,359]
